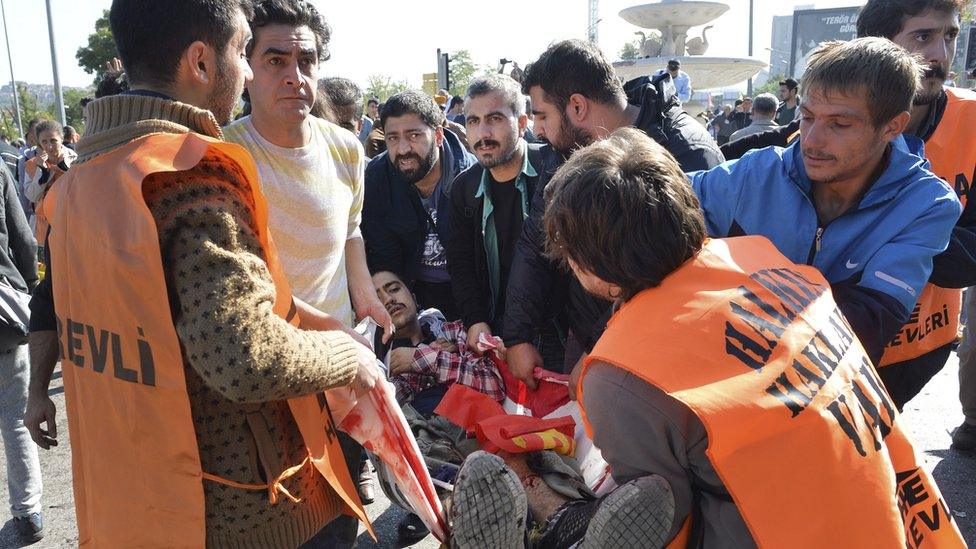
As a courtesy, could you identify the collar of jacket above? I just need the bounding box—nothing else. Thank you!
[75,94,223,164]
[783,133,932,209]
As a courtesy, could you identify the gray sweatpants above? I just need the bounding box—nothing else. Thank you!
[0,329,42,517]
[957,290,976,426]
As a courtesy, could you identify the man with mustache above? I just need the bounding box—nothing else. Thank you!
[689,38,960,371]
[857,0,976,443]
[363,90,476,322]
[447,74,556,359]
[502,39,723,391]
[223,1,392,537]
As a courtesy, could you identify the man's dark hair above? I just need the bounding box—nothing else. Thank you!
[544,127,706,302]
[857,0,964,39]
[247,0,331,62]
[318,76,364,118]
[522,39,626,113]
[448,96,464,110]
[779,77,799,91]
[35,120,63,138]
[380,90,444,129]
[63,125,78,140]
[110,0,253,87]
[367,97,379,107]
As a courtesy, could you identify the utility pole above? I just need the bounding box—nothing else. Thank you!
[44,0,65,125]
[747,0,754,96]
[588,0,600,44]
[0,0,21,137]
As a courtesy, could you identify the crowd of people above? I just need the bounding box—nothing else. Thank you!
[0,0,967,546]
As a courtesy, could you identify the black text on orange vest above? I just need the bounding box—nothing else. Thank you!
[55,316,156,386]
[723,268,896,457]
[887,301,951,349]
[950,164,974,206]
[897,467,954,548]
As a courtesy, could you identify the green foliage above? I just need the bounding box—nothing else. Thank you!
[75,10,118,79]
[620,39,640,61]
[752,75,787,97]
[447,50,491,97]
[364,74,411,103]
[63,88,91,133]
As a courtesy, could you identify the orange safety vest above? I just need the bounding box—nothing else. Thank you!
[881,87,976,366]
[580,237,965,548]
[45,132,372,546]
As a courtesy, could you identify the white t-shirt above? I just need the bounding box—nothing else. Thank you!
[224,116,365,326]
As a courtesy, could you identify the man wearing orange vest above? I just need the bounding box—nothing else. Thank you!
[857,1,976,429]
[450,128,966,548]
[21,0,382,546]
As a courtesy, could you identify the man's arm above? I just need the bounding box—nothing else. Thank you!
[146,165,379,403]
[412,322,505,401]
[929,195,976,288]
[687,161,744,238]
[446,174,491,328]
[346,236,393,338]
[720,119,799,161]
[361,171,405,276]
[502,177,561,347]
[844,190,961,361]
[2,163,37,288]
[582,361,732,545]
[24,330,59,449]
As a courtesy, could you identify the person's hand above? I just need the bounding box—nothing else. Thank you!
[351,344,382,396]
[32,149,48,169]
[356,297,394,344]
[567,352,588,401]
[388,347,417,376]
[506,342,543,390]
[465,322,493,355]
[24,392,58,449]
[104,58,123,73]
[429,337,457,354]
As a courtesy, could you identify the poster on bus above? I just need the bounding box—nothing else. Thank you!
[789,6,860,79]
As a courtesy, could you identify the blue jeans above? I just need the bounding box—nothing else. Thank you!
[0,329,42,517]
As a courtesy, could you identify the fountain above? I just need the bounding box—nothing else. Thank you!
[612,0,767,92]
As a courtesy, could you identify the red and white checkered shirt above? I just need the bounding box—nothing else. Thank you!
[392,320,506,404]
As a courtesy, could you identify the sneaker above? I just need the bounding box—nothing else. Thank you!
[12,512,43,543]
[951,422,976,454]
[580,475,674,549]
[358,459,375,505]
[450,451,527,549]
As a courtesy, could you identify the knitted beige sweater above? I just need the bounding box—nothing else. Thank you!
[78,95,360,547]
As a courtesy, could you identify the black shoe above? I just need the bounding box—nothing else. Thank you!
[12,512,43,543]
[951,422,976,454]
[397,513,430,543]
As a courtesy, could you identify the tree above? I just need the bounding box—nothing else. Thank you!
[620,39,640,61]
[76,10,119,80]
[447,50,491,97]
[364,74,410,103]
[752,75,786,97]
[63,88,91,133]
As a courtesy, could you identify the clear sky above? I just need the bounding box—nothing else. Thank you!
[2,0,860,90]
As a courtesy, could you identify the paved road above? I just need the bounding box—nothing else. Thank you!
[0,357,972,548]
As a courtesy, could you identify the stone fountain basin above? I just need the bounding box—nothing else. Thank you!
[613,56,768,91]
[620,1,729,29]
